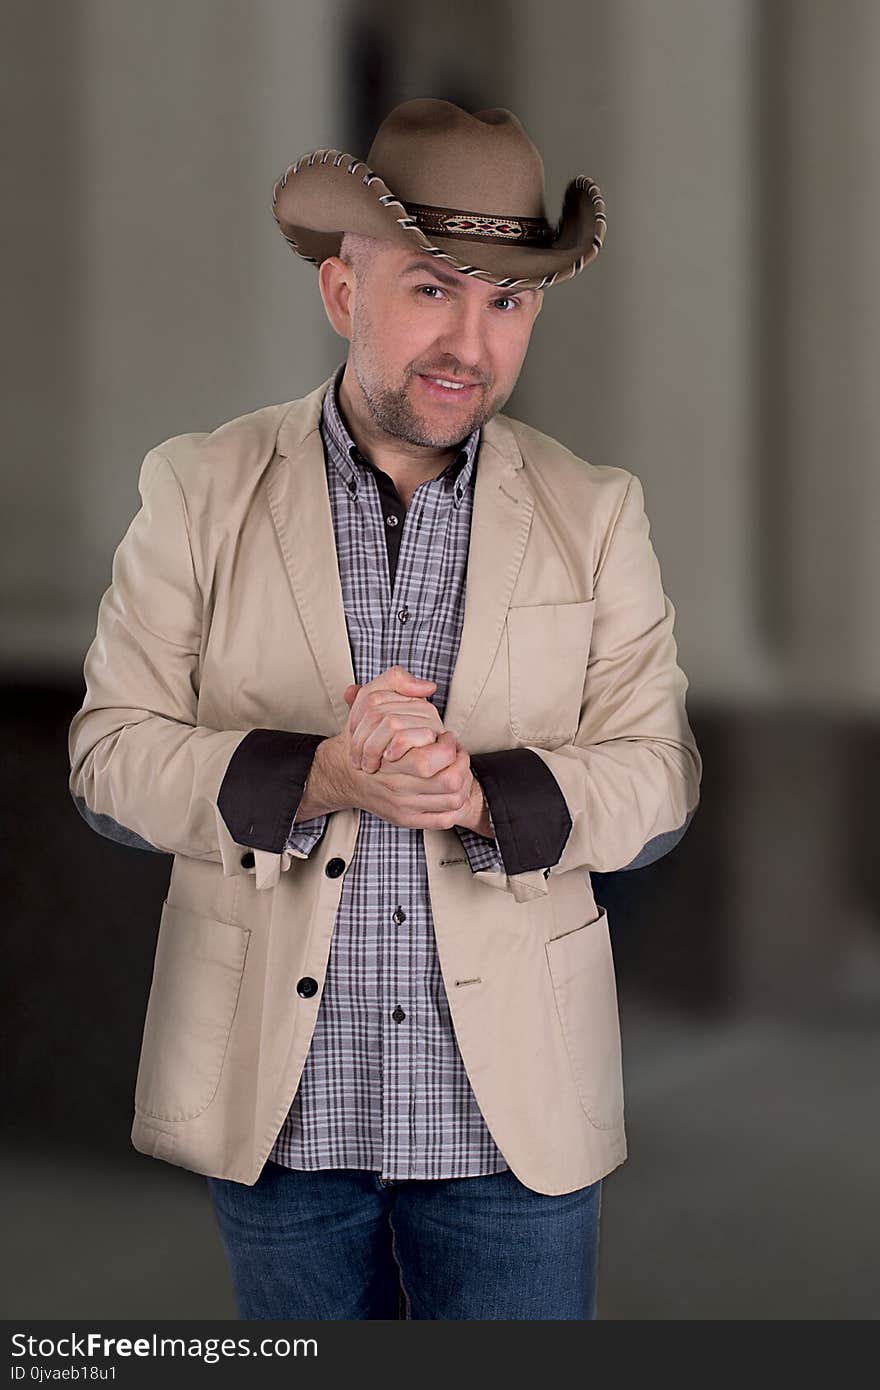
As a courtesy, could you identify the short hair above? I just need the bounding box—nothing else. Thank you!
[338,230,382,286]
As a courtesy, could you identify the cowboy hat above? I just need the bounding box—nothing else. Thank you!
[271,97,606,291]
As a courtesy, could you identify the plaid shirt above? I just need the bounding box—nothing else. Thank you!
[268,363,510,1179]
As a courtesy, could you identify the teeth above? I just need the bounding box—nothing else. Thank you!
[428,377,468,390]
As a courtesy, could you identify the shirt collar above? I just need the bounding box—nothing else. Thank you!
[320,361,480,509]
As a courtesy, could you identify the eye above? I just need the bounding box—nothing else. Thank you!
[416,284,522,312]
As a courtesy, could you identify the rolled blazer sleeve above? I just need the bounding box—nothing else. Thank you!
[215,727,327,853]
[515,472,702,883]
[467,747,571,876]
[67,447,325,892]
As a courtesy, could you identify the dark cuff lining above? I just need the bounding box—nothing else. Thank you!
[469,748,572,875]
[217,729,326,853]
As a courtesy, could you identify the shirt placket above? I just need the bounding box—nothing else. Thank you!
[361,466,432,1178]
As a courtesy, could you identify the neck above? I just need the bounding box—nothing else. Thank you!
[336,361,466,490]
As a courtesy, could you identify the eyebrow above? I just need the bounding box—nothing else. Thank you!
[399,258,536,295]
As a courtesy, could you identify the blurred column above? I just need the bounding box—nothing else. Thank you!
[728,0,880,1015]
[1,2,81,675]
[61,1,337,671]
[337,0,521,145]
[767,0,880,711]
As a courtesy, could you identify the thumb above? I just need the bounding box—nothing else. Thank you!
[343,683,361,704]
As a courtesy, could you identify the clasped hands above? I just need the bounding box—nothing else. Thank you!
[298,665,491,835]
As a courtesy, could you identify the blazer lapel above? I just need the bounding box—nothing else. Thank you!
[268,374,356,730]
[443,413,534,737]
[267,375,535,739]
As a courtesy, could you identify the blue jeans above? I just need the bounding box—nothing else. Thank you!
[206,1160,603,1320]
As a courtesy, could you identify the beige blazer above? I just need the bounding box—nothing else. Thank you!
[68,370,702,1195]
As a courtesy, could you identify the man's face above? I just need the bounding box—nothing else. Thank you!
[326,243,544,449]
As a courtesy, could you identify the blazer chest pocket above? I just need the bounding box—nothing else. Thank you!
[506,599,595,747]
[545,906,624,1131]
[134,900,250,1123]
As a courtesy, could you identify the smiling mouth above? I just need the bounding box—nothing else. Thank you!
[417,374,481,397]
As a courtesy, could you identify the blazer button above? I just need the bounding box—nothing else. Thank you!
[240,851,255,868]
[325,857,346,878]
[543,867,550,879]
[296,977,318,998]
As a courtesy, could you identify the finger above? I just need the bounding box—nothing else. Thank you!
[377,725,438,765]
[360,716,438,773]
[369,664,437,697]
[361,695,440,722]
[383,733,461,778]
[348,688,434,743]
[382,749,472,799]
[388,787,473,817]
[350,702,441,765]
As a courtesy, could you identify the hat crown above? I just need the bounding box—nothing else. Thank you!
[366,98,549,221]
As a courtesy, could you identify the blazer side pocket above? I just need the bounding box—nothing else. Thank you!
[506,599,595,747]
[134,900,250,1123]
[545,905,624,1130]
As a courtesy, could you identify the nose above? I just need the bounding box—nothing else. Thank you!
[433,297,487,380]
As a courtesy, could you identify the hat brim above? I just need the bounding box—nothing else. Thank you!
[271,148,606,290]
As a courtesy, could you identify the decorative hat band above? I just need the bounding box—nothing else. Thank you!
[400,201,557,248]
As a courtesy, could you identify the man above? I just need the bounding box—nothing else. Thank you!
[68,98,702,1320]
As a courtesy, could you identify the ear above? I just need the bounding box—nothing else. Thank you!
[318,256,355,342]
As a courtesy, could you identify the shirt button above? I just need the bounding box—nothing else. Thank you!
[325,857,346,877]
[397,606,409,623]
[385,513,399,527]
[391,1005,406,1023]
[392,906,406,924]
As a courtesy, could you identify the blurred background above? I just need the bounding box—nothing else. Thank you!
[3,0,878,1320]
